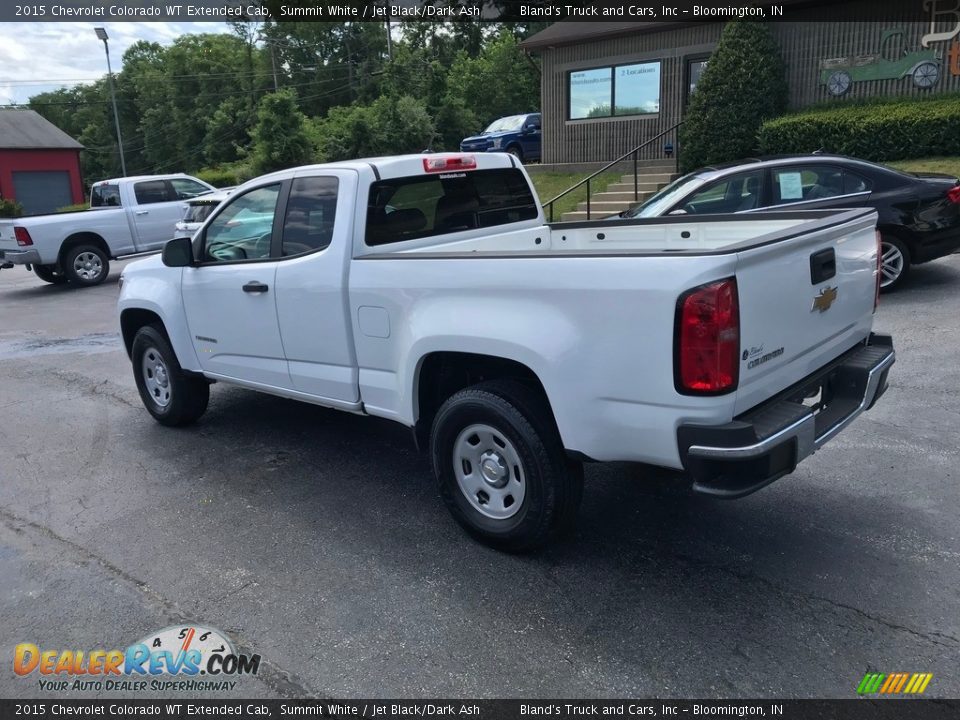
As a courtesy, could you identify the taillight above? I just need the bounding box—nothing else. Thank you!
[423,155,477,173]
[948,186,960,204]
[675,278,740,395]
[14,226,33,246]
[874,230,882,312]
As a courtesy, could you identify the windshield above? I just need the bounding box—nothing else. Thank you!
[622,173,707,218]
[483,115,526,134]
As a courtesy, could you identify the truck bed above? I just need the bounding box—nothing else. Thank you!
[374,210,867,256]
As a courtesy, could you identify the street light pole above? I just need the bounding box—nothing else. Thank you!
[95,27,127,176]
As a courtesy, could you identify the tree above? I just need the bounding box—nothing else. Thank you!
[310,95,436,161]
[443,30,540,135]
[250,89,315,174]
[678,21,788,172]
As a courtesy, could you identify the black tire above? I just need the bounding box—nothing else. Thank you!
[879,235,911,292]
[430,379,583,552]
[33,264,68,285]
[131,324,209,427]
[505,145,524,162]
[63,244,110,286]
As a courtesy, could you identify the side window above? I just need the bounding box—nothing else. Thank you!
[772,166,844,205]
[365,169,538,246]
[679,171,763,214]
[201,184,281,263]
[528,114,541,129]
[843,170,872,194]
[170,178,211,200]
[281,176,339,256]
[134,180,173,205]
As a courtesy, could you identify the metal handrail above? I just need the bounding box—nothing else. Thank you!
[543,121,683,222]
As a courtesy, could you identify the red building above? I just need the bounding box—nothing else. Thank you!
[0,109,84,215]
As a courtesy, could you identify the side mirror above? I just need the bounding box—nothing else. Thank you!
[162,236,194,267]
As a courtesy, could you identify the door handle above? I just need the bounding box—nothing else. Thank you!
[242,281,269,293]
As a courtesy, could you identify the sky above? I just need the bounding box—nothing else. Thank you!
[0,22,231,105]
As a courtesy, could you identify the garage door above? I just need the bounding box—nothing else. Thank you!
[12,171,73,215]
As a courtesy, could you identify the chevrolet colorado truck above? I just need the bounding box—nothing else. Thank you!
[0,174,213,286]
[117,153,895,550]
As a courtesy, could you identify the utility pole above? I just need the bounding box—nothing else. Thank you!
[269,42,279,91]
[385,18,393,60]
[94,27,126,176]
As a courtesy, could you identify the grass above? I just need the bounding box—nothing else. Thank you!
[528,172,620,220]
[887,157,960,178]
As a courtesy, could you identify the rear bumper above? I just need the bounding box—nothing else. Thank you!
[677,333,894,498]
[0,248,41,266]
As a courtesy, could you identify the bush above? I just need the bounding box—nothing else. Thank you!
[195,167,242,188]
[311,95,436,162]
[0,198,23,217]
[679,21,788,172]
[758,95,960,161]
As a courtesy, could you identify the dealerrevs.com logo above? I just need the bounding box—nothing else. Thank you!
[14,625,260,693]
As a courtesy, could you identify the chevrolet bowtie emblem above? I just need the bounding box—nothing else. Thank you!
[812,286,838,313]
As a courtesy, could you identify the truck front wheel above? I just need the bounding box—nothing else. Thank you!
[63,244,110,286]
[430,380,582,552]
[131,324,209,426]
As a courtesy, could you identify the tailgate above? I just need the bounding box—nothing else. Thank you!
[733,210,878,415]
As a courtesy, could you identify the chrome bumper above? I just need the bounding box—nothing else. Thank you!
[0,248,42,265]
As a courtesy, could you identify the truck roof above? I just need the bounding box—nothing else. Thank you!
[249,153,519,185]
[91,173,193,186]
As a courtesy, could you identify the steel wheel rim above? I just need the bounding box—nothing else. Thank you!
[880,241,904,288]
[453,423,526,520]
[141,346,172,408]
[73,251,103,281]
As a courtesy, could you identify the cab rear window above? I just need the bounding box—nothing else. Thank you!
[91,184,121,207]
[365,168,538,246]
[183,202,218,224]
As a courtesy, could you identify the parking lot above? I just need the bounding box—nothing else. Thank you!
[1,255,958,699]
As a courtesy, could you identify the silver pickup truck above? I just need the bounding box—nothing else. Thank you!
[0,173,213,286]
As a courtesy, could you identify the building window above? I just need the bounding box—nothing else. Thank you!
[568,61,661,120]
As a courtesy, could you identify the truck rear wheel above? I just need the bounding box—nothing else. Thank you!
[64,244,110,286]
[131,324,209,427]
[430,380,582,552]
[33,264,68,285]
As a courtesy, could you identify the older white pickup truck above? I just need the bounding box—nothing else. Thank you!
[118,153,894,550]
[0,174,213,286]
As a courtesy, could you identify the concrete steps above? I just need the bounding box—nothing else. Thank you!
[555,163,679,222]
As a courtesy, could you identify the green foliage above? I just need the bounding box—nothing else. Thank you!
[679,22,788,172]
[311,95,436,161]
[55,203,88,213]
[195,167,242,188]
[443,31,540,132]
[25,21,540,177]
[758,95,960,161]
[0,199,23,218]
[250,89,315,175]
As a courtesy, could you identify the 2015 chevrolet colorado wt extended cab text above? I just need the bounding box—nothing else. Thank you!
[118,153,895,550]
[0,174,213,286]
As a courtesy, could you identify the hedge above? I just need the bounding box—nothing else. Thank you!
[758,95,960,162]
[195,166,245,188]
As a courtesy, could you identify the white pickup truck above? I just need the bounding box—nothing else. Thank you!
[0,173,213,286]
[117,153,894,550]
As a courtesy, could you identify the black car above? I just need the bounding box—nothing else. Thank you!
[622,155,960,290]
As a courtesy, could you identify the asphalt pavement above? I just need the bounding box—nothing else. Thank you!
[1,255,958,699]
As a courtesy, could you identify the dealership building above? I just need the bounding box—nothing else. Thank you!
[520,0,960,165]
